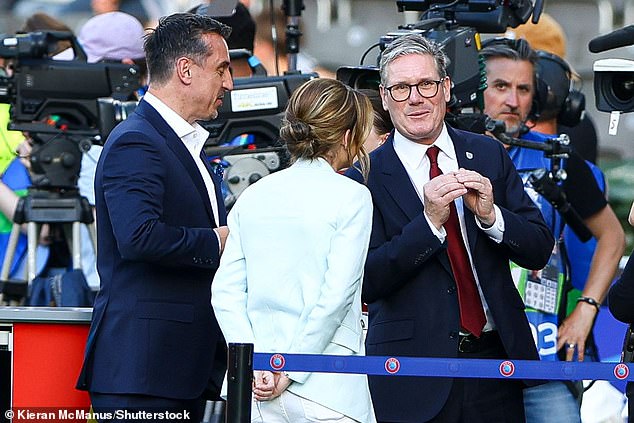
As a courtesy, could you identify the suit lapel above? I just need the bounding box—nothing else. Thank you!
[377,136,423,221]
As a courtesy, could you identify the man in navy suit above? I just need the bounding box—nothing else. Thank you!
[346,33,554,422]
[77,13,233,421]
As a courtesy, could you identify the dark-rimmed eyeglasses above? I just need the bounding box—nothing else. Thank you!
[384,78,445,102]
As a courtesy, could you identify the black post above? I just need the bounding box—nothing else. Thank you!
[282,0,304,73]
[226,343,253,423]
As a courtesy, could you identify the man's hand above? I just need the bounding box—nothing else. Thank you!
[214,226,229,253]
[423,173,467,230]
[455,169,495,226]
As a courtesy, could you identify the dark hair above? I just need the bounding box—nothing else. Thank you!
[144,13,231,86]
[480,37,542,120]
[21,12,73,56]
[359,88,394,136]
[280,79,373,179]
[479,37,537,65]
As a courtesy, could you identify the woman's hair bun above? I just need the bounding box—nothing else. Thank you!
[281,119,312,143]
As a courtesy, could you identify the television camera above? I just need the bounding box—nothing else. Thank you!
[201,70,317,207]
[0,30,141,189]
[337,0,543,133]
[197,0,318,207]
[0,30,141,294]
[589,25,634,113]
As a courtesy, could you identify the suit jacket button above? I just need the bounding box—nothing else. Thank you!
[449,331,458,339]
[447,286,455,294]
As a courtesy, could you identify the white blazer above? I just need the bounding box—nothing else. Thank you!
[212,157,375,422]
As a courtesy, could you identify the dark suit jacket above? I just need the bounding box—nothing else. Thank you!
[346,125,553,422]
[609,253,634,324]
[77,100,227,399]
[608,253,634,422]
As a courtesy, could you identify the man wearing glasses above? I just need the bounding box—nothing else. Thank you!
[345,33,553,423]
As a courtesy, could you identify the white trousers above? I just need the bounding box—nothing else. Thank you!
[251,390,358,423]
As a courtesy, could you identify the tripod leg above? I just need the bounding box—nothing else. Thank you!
[1,223,21,280]
[87,222,97,256]
[72,222,82,270]
[27,222,38,284]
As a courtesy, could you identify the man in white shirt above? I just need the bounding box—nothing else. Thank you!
[77,13,233,421]
[346,33,554,423]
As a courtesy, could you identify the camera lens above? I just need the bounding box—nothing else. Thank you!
[596,70,634,112]
[612,74,634,102]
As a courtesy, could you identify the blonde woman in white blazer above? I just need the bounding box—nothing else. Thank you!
[212,78,376,423]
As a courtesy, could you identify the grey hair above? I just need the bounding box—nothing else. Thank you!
[379,33,449,85]
[479,38,538,66]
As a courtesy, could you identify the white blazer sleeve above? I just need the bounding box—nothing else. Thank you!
[211,204,256,345]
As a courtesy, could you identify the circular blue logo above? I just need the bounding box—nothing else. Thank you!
[499,360,515,377]
[385,357,401,374]
[614,363,629,380]
[270,354,285,371]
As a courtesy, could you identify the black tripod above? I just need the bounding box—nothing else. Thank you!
[0,188,96,304]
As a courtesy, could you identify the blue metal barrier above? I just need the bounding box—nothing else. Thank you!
[226,346,632,421]
[253,352,633,381]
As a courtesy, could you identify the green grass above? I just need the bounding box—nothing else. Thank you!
[602,158,634,253]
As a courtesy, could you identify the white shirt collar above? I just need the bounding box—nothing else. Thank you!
[143,92,209,154]
[393,123,456,169]
[143,91,210,155]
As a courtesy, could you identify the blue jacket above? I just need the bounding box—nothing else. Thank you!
[77,99,227,399]
[346,125,553,422]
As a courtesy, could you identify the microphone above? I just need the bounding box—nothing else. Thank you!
[589,25,634,53]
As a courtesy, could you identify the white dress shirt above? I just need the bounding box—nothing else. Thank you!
[393,124,503,331]
[143,92,220,226]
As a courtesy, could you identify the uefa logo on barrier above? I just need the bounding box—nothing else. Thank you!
[270,354,286,371]
[614,363,629,380]
[385,357,401,374]
[499,360,515,377]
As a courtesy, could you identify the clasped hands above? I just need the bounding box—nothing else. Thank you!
[424,168,495,230]
[252,370,292,401]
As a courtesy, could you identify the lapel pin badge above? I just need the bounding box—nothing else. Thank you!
[466,152,474,160]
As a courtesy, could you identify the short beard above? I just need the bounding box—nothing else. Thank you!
[503,121,522,137]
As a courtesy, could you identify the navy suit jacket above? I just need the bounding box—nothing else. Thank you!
[77,100,227,399]
[346,125,554,422]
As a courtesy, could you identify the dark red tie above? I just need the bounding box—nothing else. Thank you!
[426,146,486,337]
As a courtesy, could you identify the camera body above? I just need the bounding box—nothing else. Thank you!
[201,72,315,206]
[396,0,534,33]
[0,31,141,188]
[593,58,634,113]
[0,32,140,136]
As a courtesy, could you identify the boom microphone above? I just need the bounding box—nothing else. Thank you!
[589,25,634,53]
